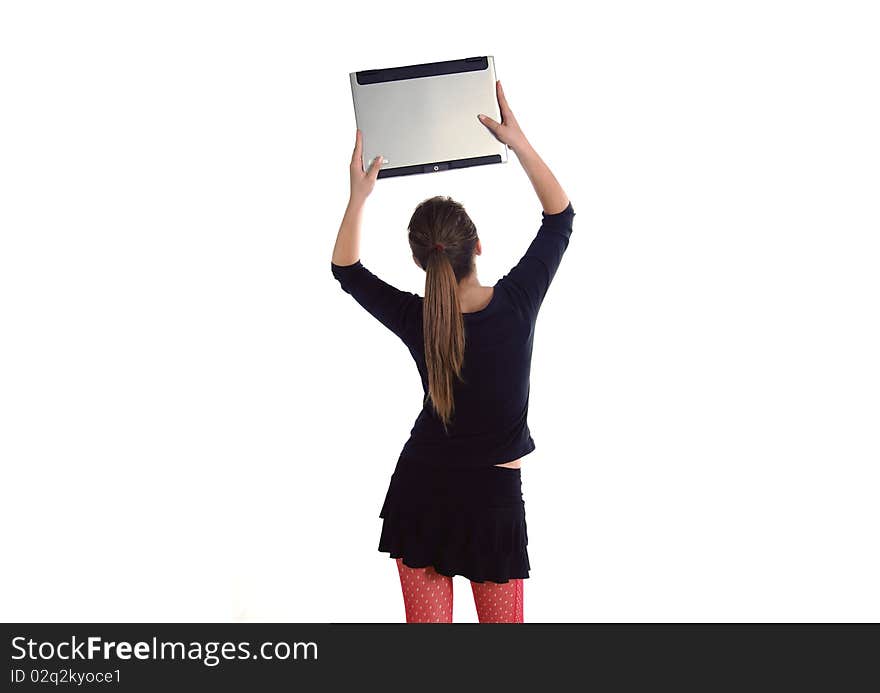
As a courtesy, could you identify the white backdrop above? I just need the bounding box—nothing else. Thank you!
[1,1,878,622]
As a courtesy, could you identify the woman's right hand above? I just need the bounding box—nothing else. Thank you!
[478,80,530,153]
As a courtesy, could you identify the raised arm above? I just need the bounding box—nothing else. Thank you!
[331,259,421,341]
[497,201,575,319]
[330,129,420,341]
[479,80,575,317]
[331,129,383,266]
[478,80,569,214]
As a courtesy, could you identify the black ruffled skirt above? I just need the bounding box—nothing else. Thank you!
[378,455,530,584]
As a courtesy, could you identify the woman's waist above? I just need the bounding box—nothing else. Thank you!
[388,459,523,506]
[402,426,532,462]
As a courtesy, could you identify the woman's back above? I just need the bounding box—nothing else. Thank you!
[331,201,576,470]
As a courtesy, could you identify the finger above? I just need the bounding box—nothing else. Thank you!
[367,153,383,179]
[351,129,362,167]
[496,80,514,122]
[477,113,501,134]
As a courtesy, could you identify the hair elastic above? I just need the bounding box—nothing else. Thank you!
[433,242,445,252]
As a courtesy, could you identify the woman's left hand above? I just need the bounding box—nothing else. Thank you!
[349,129,383,203]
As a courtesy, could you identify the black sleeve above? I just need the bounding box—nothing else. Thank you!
[330,260,422,341]
[500,201,576,318]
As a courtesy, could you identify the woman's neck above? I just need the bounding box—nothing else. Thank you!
[458,273,493,313]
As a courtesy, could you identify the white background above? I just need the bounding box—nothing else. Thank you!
[1,1,878,623]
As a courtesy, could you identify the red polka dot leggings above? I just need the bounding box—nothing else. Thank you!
[395,557,524,623]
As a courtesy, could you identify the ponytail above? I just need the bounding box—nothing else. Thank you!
[408,195,478,433]
[423,247,465,433]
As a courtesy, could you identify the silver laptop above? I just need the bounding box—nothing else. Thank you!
[349,56,508,178]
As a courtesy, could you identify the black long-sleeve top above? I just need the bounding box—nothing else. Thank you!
[331,201,576,470]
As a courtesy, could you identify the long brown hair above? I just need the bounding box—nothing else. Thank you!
[408,196,479,433]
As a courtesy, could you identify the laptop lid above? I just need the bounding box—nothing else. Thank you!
[349,56,508,178]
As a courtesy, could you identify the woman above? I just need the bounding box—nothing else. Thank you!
[331,80,574,623]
